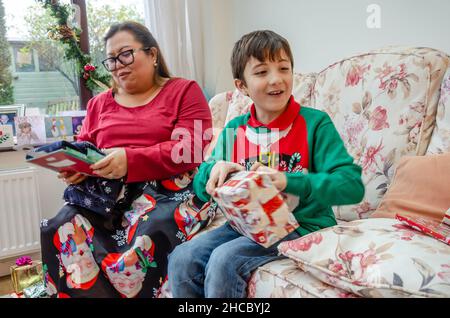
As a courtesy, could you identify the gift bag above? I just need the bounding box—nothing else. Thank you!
[213,170,299,248]
[10,257,43,294]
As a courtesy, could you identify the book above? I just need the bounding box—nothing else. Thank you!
[396,214,450,245]
[25,141,105,176]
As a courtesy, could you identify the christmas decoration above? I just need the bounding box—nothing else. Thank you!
[10,257,43,294]
[37,0,110,92]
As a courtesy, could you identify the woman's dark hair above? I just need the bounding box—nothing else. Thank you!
[231,30,294,84]
[104,21,170,88]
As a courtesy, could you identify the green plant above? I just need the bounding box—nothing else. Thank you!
[37,0,111,92]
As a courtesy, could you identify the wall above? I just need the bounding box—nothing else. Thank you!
[203,0,450,95]
[201,0,235,97]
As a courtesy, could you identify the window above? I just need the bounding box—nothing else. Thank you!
[3,0,144,112]
[11,43,35,72]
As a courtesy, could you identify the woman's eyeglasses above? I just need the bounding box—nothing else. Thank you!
[102,47,151,72]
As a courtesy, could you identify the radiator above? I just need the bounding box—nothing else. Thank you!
[0,167,42,260]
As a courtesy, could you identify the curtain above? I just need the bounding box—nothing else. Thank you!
[144,0,205,88]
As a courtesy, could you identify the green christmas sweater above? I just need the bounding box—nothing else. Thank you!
[194,96,365,236]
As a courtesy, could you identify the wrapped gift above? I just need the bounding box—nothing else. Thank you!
[213,170,299,248]
[23,281,47,298]
[443,207,450,226]
[396,214,450,245]
[10,256,43,294]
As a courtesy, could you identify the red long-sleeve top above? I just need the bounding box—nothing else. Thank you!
[77,78,212,183]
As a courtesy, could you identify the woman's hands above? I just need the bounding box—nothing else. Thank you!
[206,160,245,195]
[250,162,287,192]
[56,148,128,184]
[90,147,128,180]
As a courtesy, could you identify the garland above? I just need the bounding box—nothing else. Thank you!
[37,0,110,92]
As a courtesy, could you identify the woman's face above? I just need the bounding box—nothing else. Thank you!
[106,31,156,94]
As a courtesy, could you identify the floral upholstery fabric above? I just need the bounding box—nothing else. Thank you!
[278,218,450,298]
[427,67,450,154]
[313,47,449,220]
[247,258,358,298]
[209,91,232,133]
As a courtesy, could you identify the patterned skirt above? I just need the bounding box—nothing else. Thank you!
[40,172,215,298]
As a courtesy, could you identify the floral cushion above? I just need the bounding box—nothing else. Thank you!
[427,67,450,154]
[278,218,450,298]
[247,258,358,298]
[312,47,449,220]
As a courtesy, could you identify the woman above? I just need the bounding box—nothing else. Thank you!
[40,21,213,298]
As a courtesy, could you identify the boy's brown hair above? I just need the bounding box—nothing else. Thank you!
[231,30,294,84]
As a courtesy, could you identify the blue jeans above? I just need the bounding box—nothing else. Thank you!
[167,222,300,298]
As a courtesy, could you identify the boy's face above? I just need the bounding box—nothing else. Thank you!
[235,49,293,119]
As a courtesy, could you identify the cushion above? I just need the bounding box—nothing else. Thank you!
[278,218,450,298]
[371,153,450,222]
[248,258,358,298]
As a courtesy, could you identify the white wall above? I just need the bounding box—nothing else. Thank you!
[204,0,450,95]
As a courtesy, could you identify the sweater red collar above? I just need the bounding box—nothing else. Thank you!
[247,96,300,130]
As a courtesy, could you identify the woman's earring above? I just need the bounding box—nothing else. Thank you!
[153,61,158,67]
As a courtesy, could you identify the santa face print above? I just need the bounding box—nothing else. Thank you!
[102,235,156,298]
[107,265,146,298]
[55,215,100,290]
[61,242,99,288]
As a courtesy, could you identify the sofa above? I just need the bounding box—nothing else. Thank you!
[200,46,450,298]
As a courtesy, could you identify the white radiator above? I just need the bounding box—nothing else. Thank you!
[0,167,42,260]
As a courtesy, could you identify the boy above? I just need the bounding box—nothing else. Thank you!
[168,30,364,298]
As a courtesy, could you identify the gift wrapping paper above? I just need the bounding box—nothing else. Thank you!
[10,261,43,294]
[213,170,299,248]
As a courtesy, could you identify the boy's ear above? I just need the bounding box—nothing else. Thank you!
[234,79,249,96]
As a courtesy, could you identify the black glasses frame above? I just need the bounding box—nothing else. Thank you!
[101,47,151,72]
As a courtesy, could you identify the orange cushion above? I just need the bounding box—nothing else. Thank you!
[371,152,450,222]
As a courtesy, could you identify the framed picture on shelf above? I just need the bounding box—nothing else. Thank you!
[0,104,26,136]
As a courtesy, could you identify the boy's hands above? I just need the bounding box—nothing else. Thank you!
[90,147,128,179]
[250,162,287,192]
[206,160,245,195]
[57,171,87,185]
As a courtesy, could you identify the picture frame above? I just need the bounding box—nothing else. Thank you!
[0,104,26,136]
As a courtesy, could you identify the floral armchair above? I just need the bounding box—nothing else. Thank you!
[204,46,450,298]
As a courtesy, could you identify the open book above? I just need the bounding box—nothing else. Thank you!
[25,141,105,176]
[396,214,450,245]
